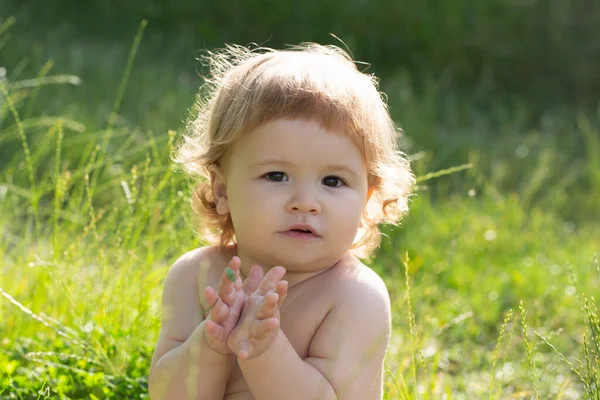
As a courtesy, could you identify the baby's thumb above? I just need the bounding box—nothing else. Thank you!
[237,341,251,360]
[242,265,263,294]
[204,320,222,341]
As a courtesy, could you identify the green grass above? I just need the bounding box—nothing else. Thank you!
[1,18,600,399]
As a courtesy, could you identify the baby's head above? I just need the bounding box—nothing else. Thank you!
[175,43,414,264]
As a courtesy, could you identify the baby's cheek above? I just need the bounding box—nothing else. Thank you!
[335,200,364,233]
[242,184,275,203]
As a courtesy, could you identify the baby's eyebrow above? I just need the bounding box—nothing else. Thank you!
[250,159,293,169]
[325,164,358,177]
[251,159,357,176]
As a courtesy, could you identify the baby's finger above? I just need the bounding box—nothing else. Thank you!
[228,255,242,277]
[256,266,286,295]
[256,292,279,319]
[237,341,251,360]
[242,264,263,295]
[210,298,230,323]
[217,274,233,299]
[251,317,279,339]
[275,280,288,307]
[205,288,228,322]
[204,319,224,340]
[219,257,242,304]
[204,287,219,313]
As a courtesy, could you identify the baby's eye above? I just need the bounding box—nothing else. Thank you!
[322,176,345,188]
[264,171,288,182]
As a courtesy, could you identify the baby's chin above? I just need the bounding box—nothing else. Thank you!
[256,247,345,274]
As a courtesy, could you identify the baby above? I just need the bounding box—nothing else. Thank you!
[148,43,415,400]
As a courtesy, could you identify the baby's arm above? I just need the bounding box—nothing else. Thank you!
[235,270,391,400]
[148,251,246,400]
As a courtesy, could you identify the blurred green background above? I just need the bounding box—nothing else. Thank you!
[3,0,600,222]
[2,1,600,398]
[8,0,600,106]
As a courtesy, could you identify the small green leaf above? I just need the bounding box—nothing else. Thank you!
[225,267,235,282]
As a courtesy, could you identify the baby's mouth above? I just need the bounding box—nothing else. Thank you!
[291,228,312,234]
[281,227,320,239]
[281,223,321,239]
[285,230,316,237]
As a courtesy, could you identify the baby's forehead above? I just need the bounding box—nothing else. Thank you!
[245,118,362,147]
[230,119,366,168]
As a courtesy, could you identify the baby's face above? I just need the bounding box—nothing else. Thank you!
[220,119,370,272]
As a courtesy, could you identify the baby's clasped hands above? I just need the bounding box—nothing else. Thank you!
[227,266,288,360]
[203,257,288,359]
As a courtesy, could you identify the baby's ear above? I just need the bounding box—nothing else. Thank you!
[209,164,229,215]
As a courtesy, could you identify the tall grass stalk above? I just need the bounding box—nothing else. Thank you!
[0,288,92,353]
[52,119,64,255]
[0,16,16,37]
[536,254,600,399]
[24,60,54,119]
[0,16,16,52]
[8,74,82,90]
[583,295,600,399]
[91,19,147,194]
[384,365,411,400]
[403,251,421,398]
[519,301,540,399]
[581,256,600,399]
[83,144,101,237]
[36,382,50,399]
[488,309,513,400]
[577,255,599,398]
[0,81,40,230]
[415,163,473,183]
[534,331,587,387]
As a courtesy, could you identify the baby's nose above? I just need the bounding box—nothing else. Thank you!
[287,188,321,214]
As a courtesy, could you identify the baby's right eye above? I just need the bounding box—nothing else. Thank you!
[263,171,288,182]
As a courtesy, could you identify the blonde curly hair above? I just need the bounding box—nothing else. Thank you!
[174,43,415,259]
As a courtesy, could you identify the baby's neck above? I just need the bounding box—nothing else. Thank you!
[228,245,346,289]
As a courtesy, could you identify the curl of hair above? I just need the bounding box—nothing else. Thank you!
[173,43,415,258]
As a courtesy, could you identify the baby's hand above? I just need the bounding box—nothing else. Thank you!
[227,266,288,360]
[203,256,246,355]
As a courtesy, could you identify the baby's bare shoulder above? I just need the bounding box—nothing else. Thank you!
[172,244,231,277]
[321,256,391,337]
[171,245,222,272]
[158,246,222,325]
[305,257,392,397]
[167,245,231,305]
[327,255,390,301]
[312,255,390,328]
[150,246,229,372]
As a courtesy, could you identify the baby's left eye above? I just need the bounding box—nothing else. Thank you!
[322,176,345,188]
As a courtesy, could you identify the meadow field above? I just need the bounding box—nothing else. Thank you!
[1,4,600,399]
